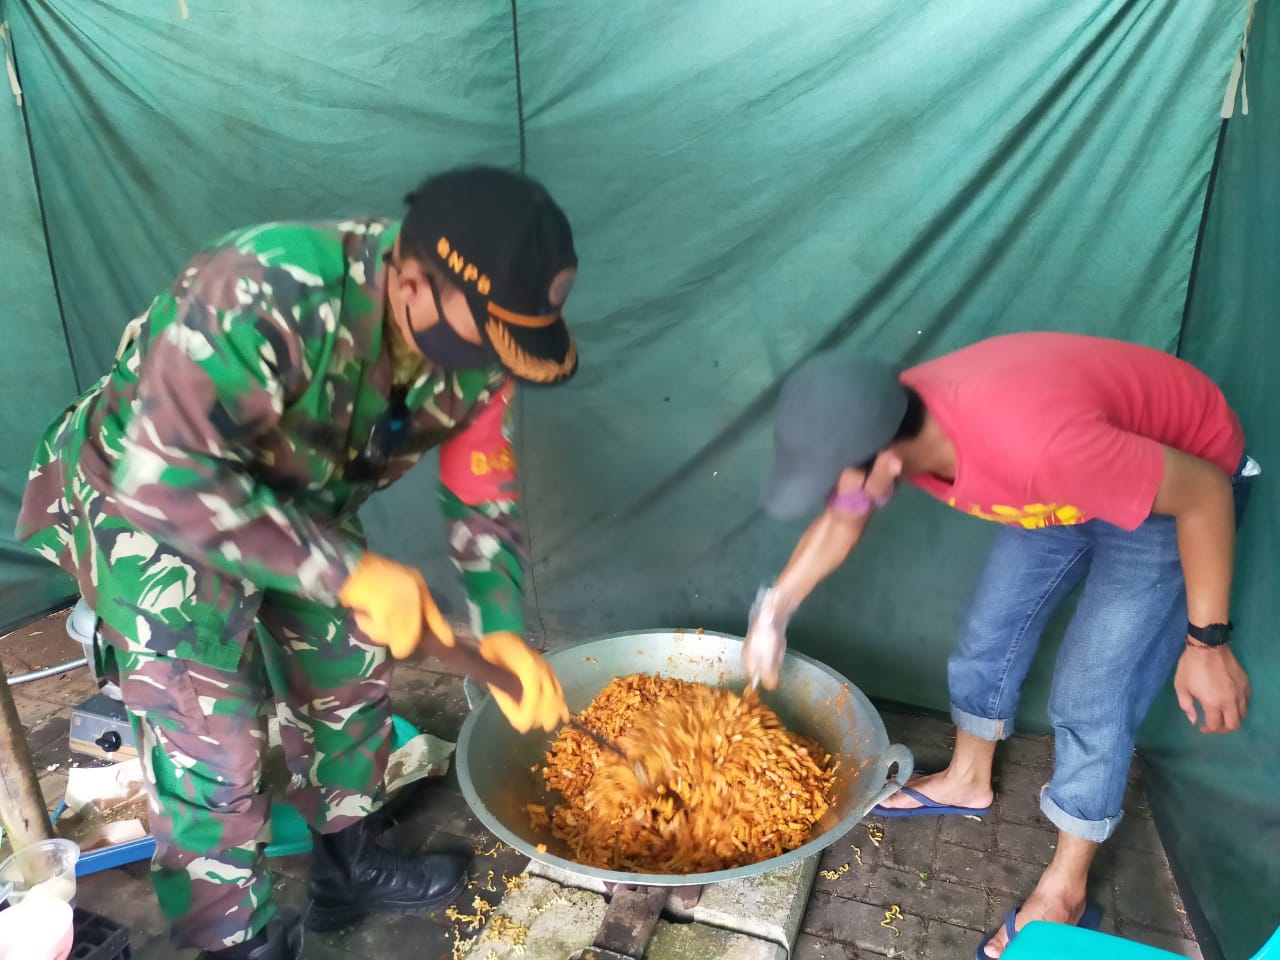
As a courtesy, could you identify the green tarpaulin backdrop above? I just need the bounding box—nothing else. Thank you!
[1,1,1274,955]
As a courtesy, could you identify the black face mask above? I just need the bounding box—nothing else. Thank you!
[409,277,492,371]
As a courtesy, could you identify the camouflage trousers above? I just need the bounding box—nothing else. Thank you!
[100,592,392,951]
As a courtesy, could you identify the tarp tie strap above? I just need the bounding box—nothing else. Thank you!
[1221,0,1256,118]
[1,21,22,109]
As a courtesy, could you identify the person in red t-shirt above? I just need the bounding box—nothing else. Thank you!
[749,332,1257,959]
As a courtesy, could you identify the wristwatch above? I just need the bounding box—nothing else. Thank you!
[1186,621,1233,648]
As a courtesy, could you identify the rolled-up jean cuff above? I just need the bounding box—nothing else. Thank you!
[1040,787,1123,842]
[950,704,1014,741]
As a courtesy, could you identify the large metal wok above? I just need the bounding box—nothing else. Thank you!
[456,629,913,886]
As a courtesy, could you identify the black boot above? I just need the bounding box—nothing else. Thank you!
[196,913,302,960]
[306,819,470,932]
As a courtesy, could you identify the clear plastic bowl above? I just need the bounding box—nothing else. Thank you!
[0,838,80,905]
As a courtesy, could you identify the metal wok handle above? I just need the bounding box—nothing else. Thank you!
[867,743,915,812]
[427,636,525,702]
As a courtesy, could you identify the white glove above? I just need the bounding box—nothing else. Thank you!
[744,586,790,690]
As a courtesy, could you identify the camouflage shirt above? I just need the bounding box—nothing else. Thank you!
[17,219,525,666]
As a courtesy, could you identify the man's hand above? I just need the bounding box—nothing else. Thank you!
[478,632,569,733]
[339,552,455,658]
[1174,644,1251,733]
[744,587,790,690]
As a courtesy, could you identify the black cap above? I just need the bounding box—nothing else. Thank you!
[761,351,908,518]
[404,166,579,384]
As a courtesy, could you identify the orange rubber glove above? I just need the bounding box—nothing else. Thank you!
[477,631,569,734]
[338,553,455,659]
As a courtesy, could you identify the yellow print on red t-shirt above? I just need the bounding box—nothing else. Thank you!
[948,500,1086,528]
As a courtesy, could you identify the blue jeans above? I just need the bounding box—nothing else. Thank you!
[948,459,1254,842]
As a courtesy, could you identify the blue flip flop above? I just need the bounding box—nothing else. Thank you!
[873,785,992,818]
[975,902,1103,959]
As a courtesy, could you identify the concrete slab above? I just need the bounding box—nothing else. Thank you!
[689,854,819,950]
[529,852,819,953]
[645,921,787,960]
[460,874,789,960]
[460,875,607,959]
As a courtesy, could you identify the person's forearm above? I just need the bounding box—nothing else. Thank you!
[772,509,869,614]
[1175,474,1235,636]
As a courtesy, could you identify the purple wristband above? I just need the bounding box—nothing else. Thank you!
[827,487,892,516]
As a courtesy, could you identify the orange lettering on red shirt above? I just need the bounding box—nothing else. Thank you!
[439,381,516,505]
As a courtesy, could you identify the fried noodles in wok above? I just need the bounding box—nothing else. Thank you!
[529,674,837,873]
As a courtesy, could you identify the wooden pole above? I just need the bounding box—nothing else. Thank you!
[0,657,54,853]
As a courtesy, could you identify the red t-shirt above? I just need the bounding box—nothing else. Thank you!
[901,333,1244,531]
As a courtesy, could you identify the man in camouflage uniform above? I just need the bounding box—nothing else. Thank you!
[17,167,577,959]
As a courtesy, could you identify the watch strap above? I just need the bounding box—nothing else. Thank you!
[1186,621,1233,647]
